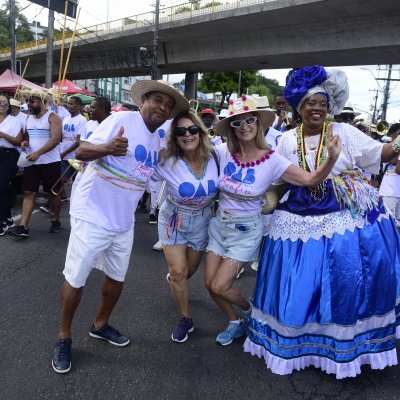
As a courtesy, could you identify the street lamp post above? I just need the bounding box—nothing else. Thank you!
[151,0,160,80]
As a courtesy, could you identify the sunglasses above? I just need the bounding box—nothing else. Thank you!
[230,116,258,128]
[174,125,200,137]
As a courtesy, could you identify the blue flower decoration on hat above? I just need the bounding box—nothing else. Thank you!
[283,66,327,110]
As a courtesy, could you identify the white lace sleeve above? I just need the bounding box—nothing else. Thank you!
[339,123,383,175]
[276,129,298,165]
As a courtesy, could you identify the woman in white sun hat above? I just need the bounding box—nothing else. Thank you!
[205,95,342,346]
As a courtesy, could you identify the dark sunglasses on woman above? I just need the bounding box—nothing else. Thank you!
[174,125,200,137]
[230,116,258,128]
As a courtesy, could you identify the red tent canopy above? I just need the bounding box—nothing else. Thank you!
[52,79,86,94]
[0,69,47,93]
[81,88,96,96]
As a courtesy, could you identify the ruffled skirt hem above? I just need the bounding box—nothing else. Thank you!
[243,326,400,379]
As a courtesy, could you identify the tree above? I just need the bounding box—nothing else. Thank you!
[247,73,284,106]
[0,1,34,48]
[198,70,258,109]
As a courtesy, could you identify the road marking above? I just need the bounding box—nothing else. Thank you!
[12,209,40,222]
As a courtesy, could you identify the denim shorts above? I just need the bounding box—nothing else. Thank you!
[158,199,212,251]
[207,211,263,262]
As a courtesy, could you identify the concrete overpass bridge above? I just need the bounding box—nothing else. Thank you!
[1,0,399,83]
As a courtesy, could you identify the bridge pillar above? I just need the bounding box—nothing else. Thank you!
[184,73,197,101]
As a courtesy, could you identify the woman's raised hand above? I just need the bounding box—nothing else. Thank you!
[326,123,341,161]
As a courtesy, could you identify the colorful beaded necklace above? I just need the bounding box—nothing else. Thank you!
[297,122,327,200]
[232,149,275,168]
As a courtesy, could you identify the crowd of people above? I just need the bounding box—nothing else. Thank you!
[1,66,400,379]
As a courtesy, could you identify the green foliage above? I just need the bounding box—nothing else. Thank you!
[0,1,34,48]
[175,1,223,15]
[249,73,284,106]
[198,70,258,109]
[197,70,284,109]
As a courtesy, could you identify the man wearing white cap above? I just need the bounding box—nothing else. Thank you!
[10,98,28,131]
[51,80,189,374]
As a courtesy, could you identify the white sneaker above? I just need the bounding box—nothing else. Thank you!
[250,261,258,271]
[152,240,162,251]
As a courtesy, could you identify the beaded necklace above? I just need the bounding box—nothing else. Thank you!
[232,149,275,168]
[297,122,327,200]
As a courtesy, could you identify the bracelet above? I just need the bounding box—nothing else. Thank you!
[392,135,400,153]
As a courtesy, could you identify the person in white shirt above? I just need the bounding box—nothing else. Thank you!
[47,88,70,122]
[272,93,294,132]
[205,95,341,346]
[379,123,400,227]
[8,89,63,238]
[68,97,112,204]
[0,93,23,236]
[59,96,87,201]
[151,111,218,343]
[200,108,223,147]
[10,98,28,132]
[51,80,190,374]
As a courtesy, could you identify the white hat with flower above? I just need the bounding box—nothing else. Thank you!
[215,95,275,137]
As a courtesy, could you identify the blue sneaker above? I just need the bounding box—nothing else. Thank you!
[171,317,194,343]
[52,338,72,374]
[216,322,246,346]
[89,323,129,346]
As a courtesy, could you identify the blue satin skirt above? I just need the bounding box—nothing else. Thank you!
[248,215,400,364]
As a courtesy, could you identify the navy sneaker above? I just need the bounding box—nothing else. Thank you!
[50,220,62,233]
[89,323,129,346]
[8,225,29,238]
[52,338,72,374]
[171,317,194,343]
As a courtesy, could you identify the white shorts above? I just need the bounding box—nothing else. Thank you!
[63,217,134,288]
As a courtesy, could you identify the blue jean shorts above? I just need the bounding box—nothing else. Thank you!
[207,210,263,262]
[158,199,212,252]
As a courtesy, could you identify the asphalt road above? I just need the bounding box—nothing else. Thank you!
[1,195,400,400]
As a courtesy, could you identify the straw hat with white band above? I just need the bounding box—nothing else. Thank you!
[131,80,189,118]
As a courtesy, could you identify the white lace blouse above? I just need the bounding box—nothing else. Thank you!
[268,122,387,243]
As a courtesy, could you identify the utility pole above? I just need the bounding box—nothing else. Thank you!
[151,0,160,80]
[375,64,400,122]
[380,64,392,121]
[10,0,16,72]
[45,9,55,88]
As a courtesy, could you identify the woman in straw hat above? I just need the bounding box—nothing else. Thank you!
[205,95,342,346]
[0,92,24,236]
[151,110,218,343]
[244,66,400,378]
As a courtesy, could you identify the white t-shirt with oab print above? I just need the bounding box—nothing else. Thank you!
[70,111,160,232]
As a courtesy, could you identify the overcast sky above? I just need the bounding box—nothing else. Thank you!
[15,0,400,123]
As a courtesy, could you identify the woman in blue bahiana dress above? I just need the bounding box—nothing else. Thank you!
[244,66,400,379]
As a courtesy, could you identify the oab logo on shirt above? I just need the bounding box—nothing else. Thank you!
[126,144,158,182]
[224,162,255,184]
[178,180,217,198]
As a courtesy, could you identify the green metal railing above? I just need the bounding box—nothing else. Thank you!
[0,0,271,56]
